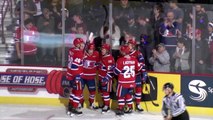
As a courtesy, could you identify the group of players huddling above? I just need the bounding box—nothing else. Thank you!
[66,37,147,116]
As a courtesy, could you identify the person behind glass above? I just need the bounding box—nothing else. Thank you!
[149,43,170,72]
[195,29,209,74]
[150,3,165,46]
[100,19,121,61]
[162,82,189,120]
[190,4,208,38]
[168,0,184,31]
[113,0,134,33]
[173,39,190,73]
[69,13,87,34]
[14,19,38,64]
[37,8,55,62]
[207,22,213,73]
[66,38,85,116]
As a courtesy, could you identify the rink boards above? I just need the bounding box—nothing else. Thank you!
[0,66,212,116]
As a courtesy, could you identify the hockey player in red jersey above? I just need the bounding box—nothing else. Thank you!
[66,38,85,116]
[128,39,148,112]
[114,45,142,115]
[81,43,100,110]
[98,43,115,113]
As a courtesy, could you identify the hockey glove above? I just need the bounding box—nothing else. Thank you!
[141,72,148,83]
[75,75,81,83]
[101,77,109,86]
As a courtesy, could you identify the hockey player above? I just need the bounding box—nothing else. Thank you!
[81,43,100,110]
[114,45,142,115]
[98,43,115,113]
[128,39,148,112]
[162,82,189,120]
[66,38,85,116]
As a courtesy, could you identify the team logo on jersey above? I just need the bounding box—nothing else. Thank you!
[188,80,208,102]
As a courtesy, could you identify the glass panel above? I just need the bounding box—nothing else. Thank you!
[1,0,212,75]
[63,0,109,67]
[19,0,63,66]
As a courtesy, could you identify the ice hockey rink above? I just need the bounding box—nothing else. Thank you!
[0,104,212,120]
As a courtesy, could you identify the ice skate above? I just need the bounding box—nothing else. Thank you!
[136,104,144,112]
[101,106,110,113]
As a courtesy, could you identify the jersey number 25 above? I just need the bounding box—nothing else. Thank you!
[123,66,135,78]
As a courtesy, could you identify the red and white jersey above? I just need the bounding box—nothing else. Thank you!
[67,47,84,80]
[129,50,146,74]
[114,56,141,88]
[82,51,100,80]
[98,54,115,80]
[14,26,38,43]
[14,26,38,55]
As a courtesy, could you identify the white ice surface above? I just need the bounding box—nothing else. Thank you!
[0,105,212,120]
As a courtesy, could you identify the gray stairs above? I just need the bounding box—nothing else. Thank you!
[0,0,16,64]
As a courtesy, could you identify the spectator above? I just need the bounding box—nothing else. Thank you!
[66,14,86,34]
[33,0,47,27]
[173,39,190,73]
[206,22,213,73]
[149,43,170,72]
[139,34,154,70]
[150,3,165,46]
[190,4,209,38]
[206,21,213,45]
[195,29,209,74]
[119,30,135,46]
[124,14,137,39]
[168,0,184,31]
[37,8,55,33]
[14,19,38,64]
[113,0,134,34]
[159,11,181,71]
[15,0,37,21]
[100,20,121,61]
[37,8,56,63]
[56,8,69,34]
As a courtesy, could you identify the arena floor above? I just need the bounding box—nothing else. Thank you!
[0,104,212,120]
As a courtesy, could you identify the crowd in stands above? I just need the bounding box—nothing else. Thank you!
[12,0,213,74]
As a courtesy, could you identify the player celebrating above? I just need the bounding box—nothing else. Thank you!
[162,82,189,120]
[81,43,100,110]
[128,39,148,112]
[114,45,142,115]
[66,38,85,116]
[98,43,115,113]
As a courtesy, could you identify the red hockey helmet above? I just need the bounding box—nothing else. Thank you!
[120,45,130,55]
[128,39,137,45]
[101,44,110,51]
[73,38,84,47]
[88,43,95,50]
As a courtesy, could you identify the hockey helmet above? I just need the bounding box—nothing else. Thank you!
[163,82,174,90]
[101,44,111,51]
[128,39,137,45]
[120,45,130,55]
[88,43,95,50]
[73,38,84,47]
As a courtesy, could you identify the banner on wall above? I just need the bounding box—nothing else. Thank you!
[181,75,213,107]
[0,68,70,96]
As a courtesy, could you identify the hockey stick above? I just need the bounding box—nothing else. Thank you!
[147,76,155,90]
[144,81,159,107]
